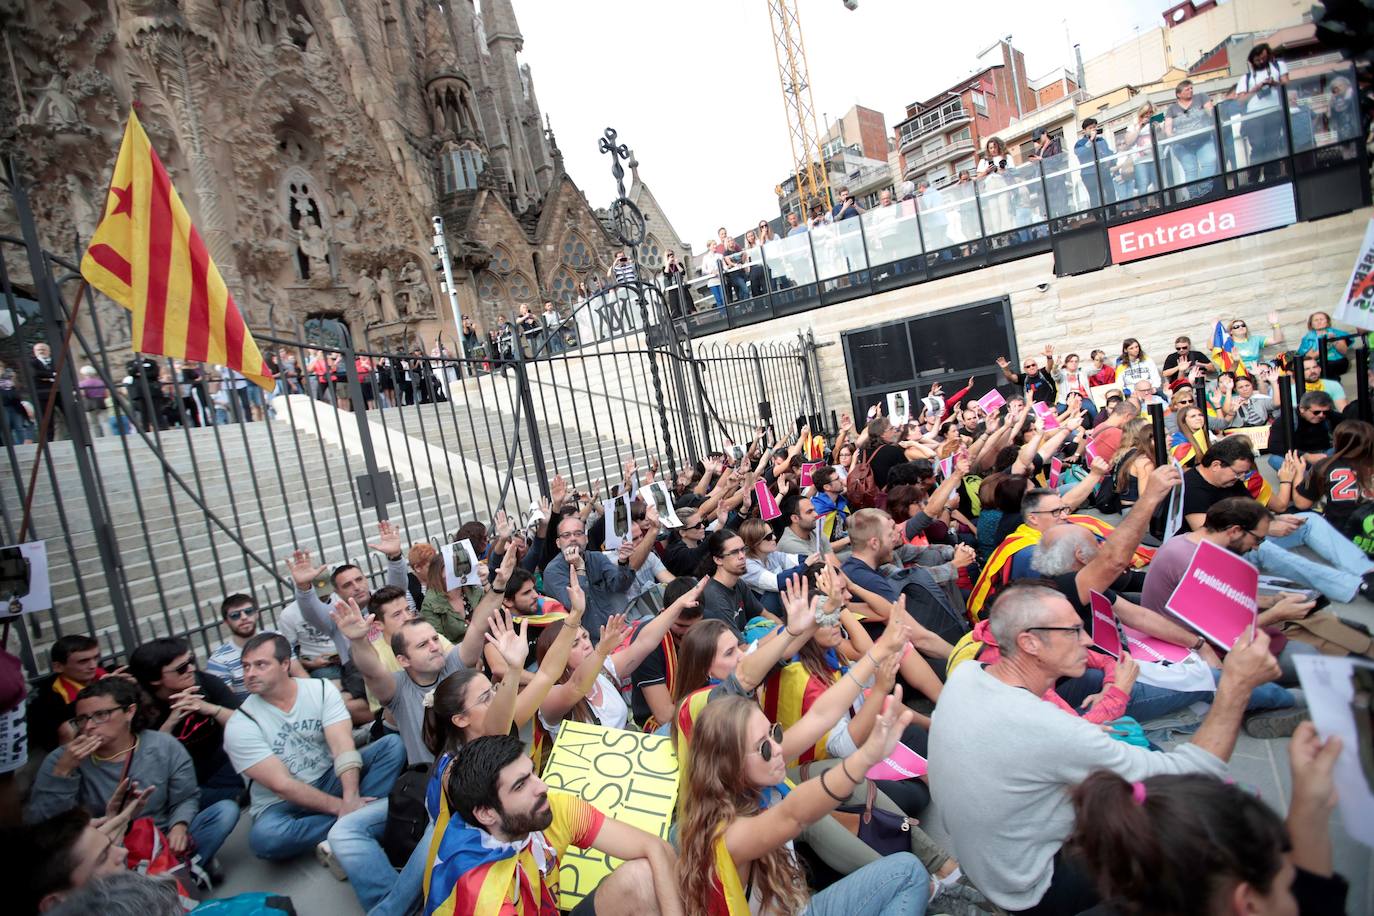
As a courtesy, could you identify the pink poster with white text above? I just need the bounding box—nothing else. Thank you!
[976,389,1006,414]
[1164,539,1258,649]
[1048,457,1063,489]
[800,462,822,488]
[865,741,928,780]
[755,479,781,521]
[1090,591,1123,658]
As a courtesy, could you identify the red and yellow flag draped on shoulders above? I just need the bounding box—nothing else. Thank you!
[79,110,272,389]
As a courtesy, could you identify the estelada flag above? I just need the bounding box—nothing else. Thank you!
[80,110,272,389]
[1209,319,1248,378]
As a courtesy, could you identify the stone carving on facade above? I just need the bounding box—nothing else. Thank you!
[3,0,680,351]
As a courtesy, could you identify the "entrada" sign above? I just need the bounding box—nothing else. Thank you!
[1108,184,1297,264]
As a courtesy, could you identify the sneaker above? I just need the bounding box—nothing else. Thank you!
[315,840,347,881]
[1243,705,1309,739]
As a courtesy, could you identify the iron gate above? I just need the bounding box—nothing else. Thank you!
[0,145,822,674]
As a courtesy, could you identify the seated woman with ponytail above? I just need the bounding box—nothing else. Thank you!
[534,577,709,741]
[739,517,813,617]
[1068,721,1347,916]
[676,688,930,916]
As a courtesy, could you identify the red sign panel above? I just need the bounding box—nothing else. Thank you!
[1108,184,1297,264]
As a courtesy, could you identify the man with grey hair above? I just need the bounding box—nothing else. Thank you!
[1030,465,1209,654]
[929,582,1284,914]
[48,872,184,916]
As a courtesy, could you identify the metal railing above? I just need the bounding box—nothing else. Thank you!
[674,63,1367,337]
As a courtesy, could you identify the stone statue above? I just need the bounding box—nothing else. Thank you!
[351,269,390,322]
[397,260,432,315]
[64,175,99,240]
[30,75,80,130]
[333,188,358,234]
[288,14,318,53]
[298,223,331,281]
[377,267,400,323]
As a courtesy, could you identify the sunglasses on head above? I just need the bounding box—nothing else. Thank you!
[753,722,785,761]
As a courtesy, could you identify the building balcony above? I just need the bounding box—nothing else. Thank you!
[897,100,972,152]
[902,137,975,178]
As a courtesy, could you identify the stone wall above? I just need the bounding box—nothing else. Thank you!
[697,207,1373,412]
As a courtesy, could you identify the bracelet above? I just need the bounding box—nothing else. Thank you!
[819,767,847,802]
[1191,636,1206,651]
[846,670,865,688]
[785,625,803,637]
[839,757,862,784]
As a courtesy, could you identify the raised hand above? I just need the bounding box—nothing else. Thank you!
[550,474,568,511]
[875,595,912,658]
[856,687,915,769]
[493,508,514,541]
[330,596,374,642]
[782,575,816,637]
[492,544,519,591]
[599,614,630,652]
[485,608,530,671]
[288,548,327,591]
[565,569,586,622]
[97,778,156,836]
[1090,456,1111,476]
[1144,463,1183,500]
[995,356,1010,368]
[873,648,901,693]
[367,520,401,558]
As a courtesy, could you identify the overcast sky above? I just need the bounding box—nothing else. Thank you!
[515,0,1172,247]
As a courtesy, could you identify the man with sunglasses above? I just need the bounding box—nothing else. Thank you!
[996,351,1057,405]
[206,593,304,697]
[929,581,1284,915]
[128,636,244,809]
[1160,335,1211,385]
[1257,355,1348,413]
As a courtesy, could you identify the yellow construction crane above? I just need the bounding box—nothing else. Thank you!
[766,0,832,217]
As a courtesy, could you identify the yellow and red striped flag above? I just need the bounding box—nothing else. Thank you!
[80,110,271,389]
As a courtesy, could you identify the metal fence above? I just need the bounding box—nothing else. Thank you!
[0,157,822,675]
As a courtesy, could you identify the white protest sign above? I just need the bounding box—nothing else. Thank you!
[441,539,481,590]
[1334,218,1374,332]
[602,494,634,550]
[0,540,51,619]
[1293,655,1374,848]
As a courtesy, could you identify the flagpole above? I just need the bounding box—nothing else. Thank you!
[18,280,88,544]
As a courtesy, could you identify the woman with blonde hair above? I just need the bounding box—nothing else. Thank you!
[675,689,929,916]
[1112,419,1156,512]
[739,517,812,616]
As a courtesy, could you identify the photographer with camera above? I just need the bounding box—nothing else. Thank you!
[1230,42,1289,183]
[1073,118,1115,211]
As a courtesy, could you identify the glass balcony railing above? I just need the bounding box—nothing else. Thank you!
[607,64,1366,340]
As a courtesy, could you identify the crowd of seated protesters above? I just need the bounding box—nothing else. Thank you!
[1,312,1369,915]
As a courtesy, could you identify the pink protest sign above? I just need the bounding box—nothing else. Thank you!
[865,741,928,780]
[800,462,822,488]
[1120,626,1192,664]
[1164,539,1258,649]
[754,479,781,521]
[936,456,954,480]
[1090,591,1123,658]
[1084,437,1103,466]
[976,389,1006,414]
[1032,401,1060,429]
[1048,457,1063,489]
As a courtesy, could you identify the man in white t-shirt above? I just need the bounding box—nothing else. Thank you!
[278,599,342,680]
[224,633,405,908]
[1230,42,1289,182]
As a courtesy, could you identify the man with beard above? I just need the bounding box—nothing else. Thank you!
[206,593,305,697]
[425,734,681,916]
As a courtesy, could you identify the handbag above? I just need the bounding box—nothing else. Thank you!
[381,763,432,867]
[829,779,915,857]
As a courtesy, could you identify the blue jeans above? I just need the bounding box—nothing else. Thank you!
[327,797,394,909]
[366,820,433,916]
[1173,141,1218,191]
[189,798,241,863]
[1060,668,1292,722]
[803,851,929,916]
[1252,512,1374,602]
[248,734,406,861]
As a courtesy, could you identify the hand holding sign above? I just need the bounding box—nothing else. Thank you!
[1163,539,1258,648]
[976,389,1006,414]
[1220,627,1281,691]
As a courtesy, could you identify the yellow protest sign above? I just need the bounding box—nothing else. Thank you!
[541,720,679,911]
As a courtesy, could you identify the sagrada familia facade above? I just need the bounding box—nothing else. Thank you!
[0,0,688,353]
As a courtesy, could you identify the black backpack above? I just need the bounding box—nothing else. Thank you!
[381,763,432,867]
[1093,449,1133,515]
[889,565,969,647]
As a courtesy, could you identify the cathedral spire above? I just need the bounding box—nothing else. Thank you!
[483,0,523,49]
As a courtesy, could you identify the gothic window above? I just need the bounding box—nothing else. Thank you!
[491,245,514,273]
[508,272,533,302]
[438,147,484,194]
[561,234,593,270]
[477,273,506,305]
[550,268,578,305]
[639,235,663,270]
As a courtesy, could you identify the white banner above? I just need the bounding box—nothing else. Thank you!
[1334,218,1374,332]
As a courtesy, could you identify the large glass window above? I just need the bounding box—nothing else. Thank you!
[439,148,484,194]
